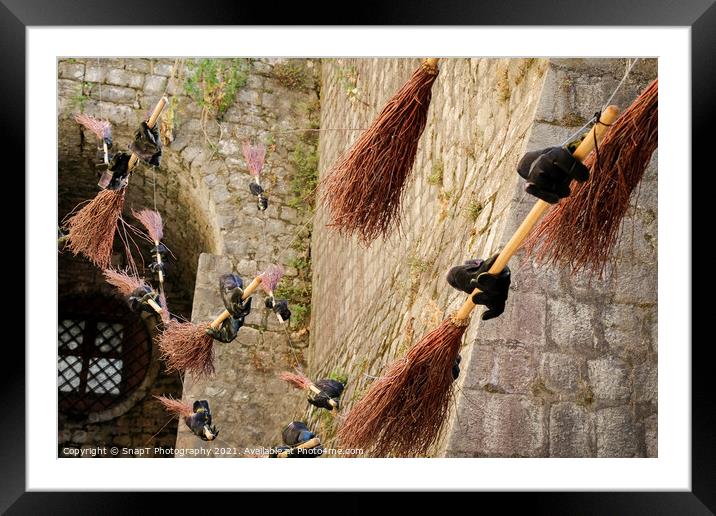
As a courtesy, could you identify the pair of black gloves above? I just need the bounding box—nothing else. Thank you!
[184,400,219,442]
[105,122,162,190]
[269,421,323,458]
[205,274,292,344]
[448,146,590,379]
[249,182,269,211]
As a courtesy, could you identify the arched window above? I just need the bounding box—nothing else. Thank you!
[58,294,153,416]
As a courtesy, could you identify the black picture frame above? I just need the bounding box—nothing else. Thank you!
[9,0,706,512]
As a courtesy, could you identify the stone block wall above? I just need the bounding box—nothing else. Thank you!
[310,58,658,457]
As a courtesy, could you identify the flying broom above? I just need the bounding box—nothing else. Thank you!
[103,268,169,322]
[132,209,168,293]
[336,106,620,457]
[524,79,658,276]
[322,58,440,244]
[158,275,262,377]
[64,97,168,269]
[278,371,344,412]
[243,141,269,211]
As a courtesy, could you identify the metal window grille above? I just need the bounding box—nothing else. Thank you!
[58,295,153,416]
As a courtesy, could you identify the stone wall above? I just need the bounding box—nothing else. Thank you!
[58,58,320,455]
[310,58,658,457]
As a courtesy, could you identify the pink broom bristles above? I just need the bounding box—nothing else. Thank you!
[103,268,147,296]
[154,395,193,418]
[132,208,164,242]
[74,113,112,142]
[260,264,284,294]
[65,189,126,269]
[278,371,312,391]
[158,320,216,377]
[242,141,266,178]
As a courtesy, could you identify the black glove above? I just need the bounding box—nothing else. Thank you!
[517,146,589,204]
[130,121,162,166]
[127,285,160,314]
[185,400,219,441]
[282,421,315,446]
[219,273,252,319]
[257,193,269,211]
[148,261,167,277]
[272,299,291,321]
[452,354,462,381]
[106,151,131,190]
[205,315,243,343]
[269,444,323,458]
[446,254,510,320]
[308,379,344,410]
[249,182,264,196]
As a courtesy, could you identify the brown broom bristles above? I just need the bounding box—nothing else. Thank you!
[158,320,215,377]
[337,315,468,457]
[322,61,439,244]
[154,395,193,418]
[132,208,164,242]
[103,268,146,296]
[65,188,126,269]
[278,371,312,391]
[524,79,658,276]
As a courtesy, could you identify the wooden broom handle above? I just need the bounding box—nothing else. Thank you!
[454,105,620,321]
[146,298,164,315]
[127,96,168,171]
[209,276,262,329]
[308,383,339,408]
[424,58,440,69]
[154,239,164,284]
[277,437,321,458]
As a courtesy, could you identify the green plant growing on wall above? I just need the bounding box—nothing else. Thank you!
[337,65,369,107]
[273,90,320,332]
[467,199,484,222]
[427,161,444,186]
[328,370,348,385]
[272,62,308,90]
[184,58,249,120]
[70,82,92,112]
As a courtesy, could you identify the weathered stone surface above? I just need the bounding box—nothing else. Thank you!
[547,297,597,353]
[634,361,658,403]
[588,356,631,401]
[596,406,639,457]
[549,403,593,457]
[540,353,582,394]
[644,414,658,457]
[448,391,546,457]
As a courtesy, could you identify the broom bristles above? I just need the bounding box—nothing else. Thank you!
[65,189,126,269]
[154,395,193,418]
[74,113,112,141]
[524,78,658,276]
[337,316,467,457]
[242,141,266,178]
[158,320,215,377]
[132,208,164,242]
[260,264,284,294]
[278,371,312,391]
[321,61,439,244]
[103,268,147,296]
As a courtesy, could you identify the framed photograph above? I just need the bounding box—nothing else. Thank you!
[11,0,707,511]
